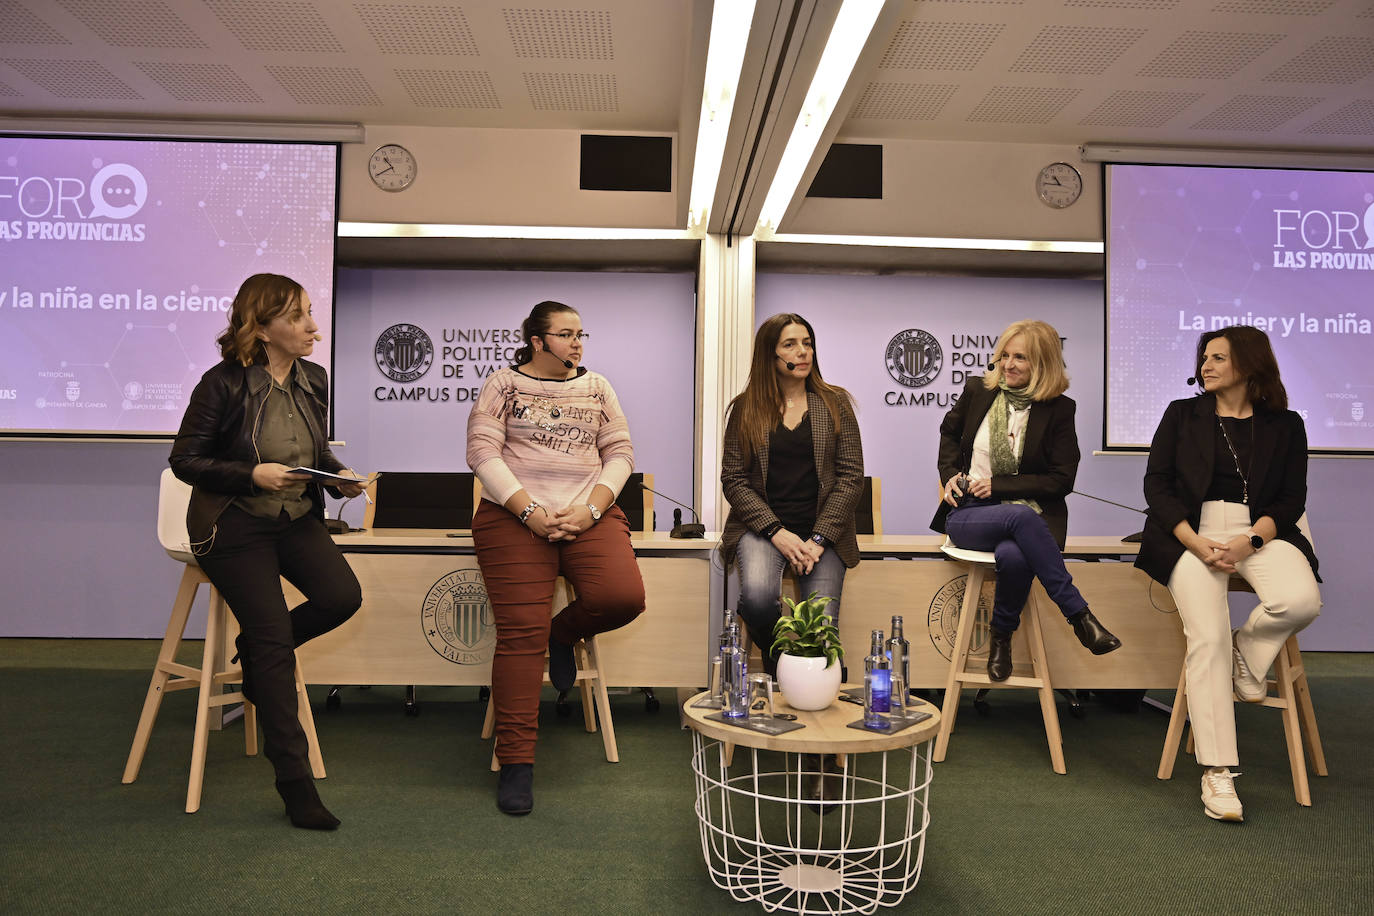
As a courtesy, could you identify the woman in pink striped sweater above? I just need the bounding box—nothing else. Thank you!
[466,300,645,816]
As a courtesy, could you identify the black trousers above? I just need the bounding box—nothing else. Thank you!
[196,506,361,781]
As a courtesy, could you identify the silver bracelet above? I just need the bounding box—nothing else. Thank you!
[518,501,541,524]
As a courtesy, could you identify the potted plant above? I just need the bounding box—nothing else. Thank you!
[770,592,844,711]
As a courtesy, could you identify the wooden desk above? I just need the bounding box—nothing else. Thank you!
[276,529,1183,692]
[281,529,718,689]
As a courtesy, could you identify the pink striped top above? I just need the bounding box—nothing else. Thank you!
[466,366,634,512]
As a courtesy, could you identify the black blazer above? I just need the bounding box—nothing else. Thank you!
[929,379,1079,548]
[1135,393,1318,585]
[170,358,345,544]
[721,391,865,569]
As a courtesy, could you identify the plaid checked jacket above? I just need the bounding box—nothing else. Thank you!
[720,390,865,569]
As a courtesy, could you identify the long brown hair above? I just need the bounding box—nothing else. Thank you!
[981,319,1070,401]
[217,273,306,366]
[726,313,853,464]
[1194,325,1288,410]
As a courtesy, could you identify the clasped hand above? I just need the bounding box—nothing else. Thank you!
[525,503,595,542]
[771,528,823,574]
[1193,535,1252,573]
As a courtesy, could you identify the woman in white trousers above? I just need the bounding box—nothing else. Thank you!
[1136,326,1320,823]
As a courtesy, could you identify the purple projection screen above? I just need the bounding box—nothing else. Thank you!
[0,136,339,437]
[1106,162,1374,451]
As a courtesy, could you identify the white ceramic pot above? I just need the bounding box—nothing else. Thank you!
[775,653,842,711]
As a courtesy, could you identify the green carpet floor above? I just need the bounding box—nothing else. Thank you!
[1,640,1371,915]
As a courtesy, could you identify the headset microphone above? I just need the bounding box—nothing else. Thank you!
[312,334,323,341]
[1186,376,1198,386]
[561,357,574,369]
[776,354,796,371]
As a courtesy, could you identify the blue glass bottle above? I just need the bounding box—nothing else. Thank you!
[864,629,891,727]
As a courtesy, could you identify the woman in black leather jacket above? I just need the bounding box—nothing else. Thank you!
[170,273,364,830]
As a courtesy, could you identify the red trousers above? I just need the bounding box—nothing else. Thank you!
[472,499,645,764]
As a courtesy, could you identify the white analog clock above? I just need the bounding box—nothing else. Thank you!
[368,144,417,192]
[1035,162,1082,209]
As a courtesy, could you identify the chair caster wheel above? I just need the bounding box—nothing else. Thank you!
[973,687,991,716]
[478,685,491,702]
[645,694,660,713]
[556,689,571,717]
[325,687,342,710]
[404,703,420,717]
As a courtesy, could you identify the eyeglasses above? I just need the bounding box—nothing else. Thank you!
[547,331,590,341]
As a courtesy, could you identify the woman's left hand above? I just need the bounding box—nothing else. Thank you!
[550,504,594,540]
[1208,535,1255,572]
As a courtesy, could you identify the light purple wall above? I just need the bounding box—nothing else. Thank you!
[756,272,1373,651]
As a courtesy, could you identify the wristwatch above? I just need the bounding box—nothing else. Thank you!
[586,503,602,522]
[518,502,541,524]
[1248,531,1263,550]
[810,533,829,548]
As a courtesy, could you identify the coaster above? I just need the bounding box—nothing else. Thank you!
[845,710,932,734]
[690,695,723,710]
[705,712,805,736]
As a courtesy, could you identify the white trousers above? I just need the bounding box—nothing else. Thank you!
[1166,501,1321,767]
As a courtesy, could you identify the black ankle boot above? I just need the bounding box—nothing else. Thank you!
[497,763,534,816]
[548,636,576,692]
[274,777,340,830]
[987,629,1013,682]
[1069,609,1122,655]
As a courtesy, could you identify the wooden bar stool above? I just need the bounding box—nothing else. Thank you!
[1157,631,1326,805]
[933,540,1066,774]
[122,469,325,813]
[481,578,618,770]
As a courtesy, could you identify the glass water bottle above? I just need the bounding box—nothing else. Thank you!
[864,629,891,727]
[720,623,749,718]
[886,616,910,711]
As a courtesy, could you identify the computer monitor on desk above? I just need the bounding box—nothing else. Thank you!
[363,472,479,531]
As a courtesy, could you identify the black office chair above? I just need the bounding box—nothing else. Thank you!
[326,471,478,717]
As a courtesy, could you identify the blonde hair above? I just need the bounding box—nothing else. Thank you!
[216,274,306,366]
[982,319,1069,401]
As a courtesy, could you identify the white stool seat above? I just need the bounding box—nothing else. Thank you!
[939,540,996,565]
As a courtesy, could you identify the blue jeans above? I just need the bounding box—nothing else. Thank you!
[946,501,1087,634]
[734,530,847,673]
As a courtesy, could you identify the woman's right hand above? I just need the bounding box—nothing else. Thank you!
[252,462,309,492]
[942,474,965,507]
[524,506,563,541]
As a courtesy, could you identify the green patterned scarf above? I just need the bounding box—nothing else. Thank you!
[988,381,1041,515]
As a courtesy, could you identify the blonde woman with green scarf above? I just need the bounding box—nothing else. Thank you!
[930,319,1122,682]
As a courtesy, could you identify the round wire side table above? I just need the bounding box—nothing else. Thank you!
[683,691,939,914]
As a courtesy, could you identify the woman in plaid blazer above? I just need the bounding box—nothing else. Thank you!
[721,313,864,674]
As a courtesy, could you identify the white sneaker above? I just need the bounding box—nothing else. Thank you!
[1201,767,1244,822]
[1232,630,1266,703]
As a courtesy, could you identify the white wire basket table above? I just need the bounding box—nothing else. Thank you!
[683,691,939,914]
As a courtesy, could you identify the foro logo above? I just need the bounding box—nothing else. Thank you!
[89,163,147,219]
[1273,202,1374,250]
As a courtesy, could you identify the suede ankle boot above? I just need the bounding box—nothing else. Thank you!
[274,777,340,830]
[497,763,534,816]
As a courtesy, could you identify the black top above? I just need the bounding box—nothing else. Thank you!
[1204,416,1253,504]
[766,413,818,534]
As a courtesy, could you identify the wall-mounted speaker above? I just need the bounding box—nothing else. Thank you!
[579,135,673,192]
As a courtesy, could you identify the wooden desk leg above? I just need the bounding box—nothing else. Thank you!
[934,564,983,763]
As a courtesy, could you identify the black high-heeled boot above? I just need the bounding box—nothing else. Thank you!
[987,629,1013,682]
[274,777,341,830]
[497,763,534,816]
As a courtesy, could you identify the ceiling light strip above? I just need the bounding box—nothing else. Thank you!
[338,222,696,241]
[755,0,886,233]
[687,0,759,231]
[763,232,1103,254]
